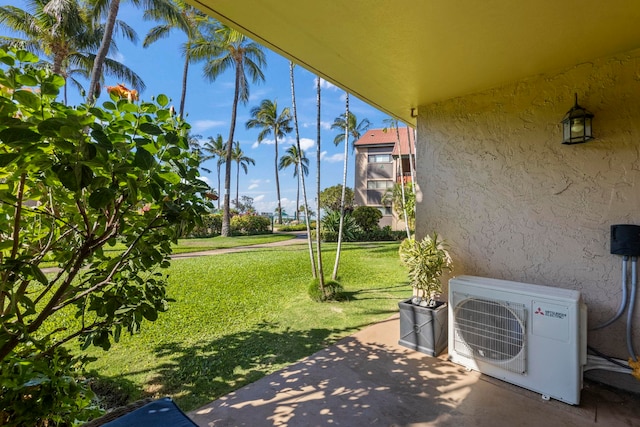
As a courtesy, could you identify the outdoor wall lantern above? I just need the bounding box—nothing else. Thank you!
[561,93,594,144]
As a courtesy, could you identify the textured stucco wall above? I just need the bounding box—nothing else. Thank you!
[416,49,640,357]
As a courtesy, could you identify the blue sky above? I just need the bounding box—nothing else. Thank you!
[3,2,392,215]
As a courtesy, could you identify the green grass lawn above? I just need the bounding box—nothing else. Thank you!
[81,241,409,411]
[115,233,294,255]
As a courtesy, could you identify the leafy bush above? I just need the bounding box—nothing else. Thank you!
[0,49,209,425]
[351,206,383,231]
[358,226,407,242]
[0,342,101,426]
[278,222,316,232]
[189,213,222,237]
[307,279,344,302]
[231,214,271,235]
[320,210,361,242]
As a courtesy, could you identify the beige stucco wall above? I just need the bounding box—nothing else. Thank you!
[416,48,640,358]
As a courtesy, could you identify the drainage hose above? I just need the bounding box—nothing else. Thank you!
[592,255,629,330]
[626,256,638,362]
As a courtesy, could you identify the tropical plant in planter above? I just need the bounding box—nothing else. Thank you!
[397,233,453,356]
[399,233,453,306]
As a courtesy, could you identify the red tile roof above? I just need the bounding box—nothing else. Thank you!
[354,127,415,156]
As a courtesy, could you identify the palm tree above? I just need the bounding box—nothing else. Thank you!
[143,0,208,118]
[246,99,292,225]
[315,76,325,292]
[330,104,371,280]
[231,142,255,208]
[290,61,316,277]
[202,134,226,209]
[0,0,143,104]
[191,24,266,236]
[87,0,161,103]
[278,145,309,220]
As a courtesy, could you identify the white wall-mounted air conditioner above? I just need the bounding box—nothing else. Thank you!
[448,275,587,405]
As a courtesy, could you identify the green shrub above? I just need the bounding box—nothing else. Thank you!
[351,206,382,231]
[320,210,361,242]
[189,213,222,237]
[0,342,102,426]
[278,222,316,232]
[231,214,271,235]
[0,49,209,425]
[358,226,407,241]
[307,279,344,302]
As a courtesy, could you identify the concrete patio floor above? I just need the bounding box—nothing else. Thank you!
[189,314,640,427]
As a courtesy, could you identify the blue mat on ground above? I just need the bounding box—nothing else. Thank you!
[103,397,197,427]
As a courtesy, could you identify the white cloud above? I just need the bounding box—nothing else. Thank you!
[251,141,260,149]
[248,183,259,190]
[254,194,265,202]
[192,120,225,133]
[318,78,337,91]
[320,151,344,163]
[299,137,315,151]
[198,176,211,185]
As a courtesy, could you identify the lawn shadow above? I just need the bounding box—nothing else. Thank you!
[189,318,464,426]
[142,322,359,411]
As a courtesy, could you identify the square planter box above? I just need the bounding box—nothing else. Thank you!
[398,299,448,357]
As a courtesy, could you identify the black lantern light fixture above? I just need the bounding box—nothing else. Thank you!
[561,93,594,144]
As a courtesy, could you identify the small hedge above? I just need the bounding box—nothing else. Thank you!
[231,214,272,235]
[308,279,344,302]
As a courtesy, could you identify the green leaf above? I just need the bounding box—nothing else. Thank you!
[53,164,94,191]
[40,82,60,96]
[15,50,39,63]
[138,122,163,135]
[0,153,19,167]
[12,90,40,110]
[30,265,48,286]
[157,172,181,184]
[134,147,156,170]
[15,74,38,86]
[102,101,117,111]
[156,94,169,107]
[88,187,115,209]
[91,128,112,149]
[0,127,40,144]
[0,54,15,66]
[37,118,66,136]
[165,131,179,146]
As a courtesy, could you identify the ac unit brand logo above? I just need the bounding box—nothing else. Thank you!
[534,307,567,319]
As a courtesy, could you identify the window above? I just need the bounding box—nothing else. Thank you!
[367,180,394,189]
[368,154,392,163]
[377,206,393,216]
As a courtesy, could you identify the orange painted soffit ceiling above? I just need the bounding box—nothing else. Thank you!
[188,0,640,125]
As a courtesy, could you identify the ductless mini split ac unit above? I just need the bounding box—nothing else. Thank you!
[448,275,587,405]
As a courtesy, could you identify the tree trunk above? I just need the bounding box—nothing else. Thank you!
[217,163,221,210]
[315,77,324,290]
[332,94,349,280]
[179,54,189,119]
[87,0,120,104]
[235,160,240,208]
[221,63,241,237]
[275,135,282,224]
[395,125,411,239]
[290,61,316,277]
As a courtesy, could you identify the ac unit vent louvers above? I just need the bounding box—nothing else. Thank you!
[453,296,527,374]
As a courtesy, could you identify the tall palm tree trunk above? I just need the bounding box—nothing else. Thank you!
[395,125,411,238]
[179,54,190,118]
[332,93,349,280]
[87,0,120,104]
[236,161,240,207]
[222,64,241,236]
[315,77,325,290]
[406,127,416,197]
[290,61,316,277]
[274,137,282,224]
